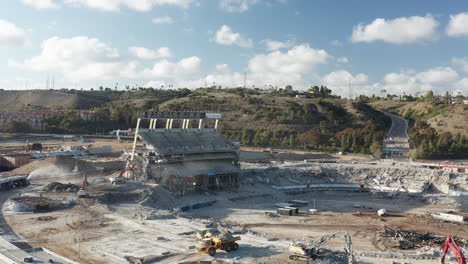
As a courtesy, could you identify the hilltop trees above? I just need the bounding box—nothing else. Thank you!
[409,122,467,159]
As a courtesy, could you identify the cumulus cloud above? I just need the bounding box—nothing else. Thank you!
[62,0,194,11]
[216,63,230,72]
[263,39,294,51]
[21,0,58,9]
[248,44,329,75]
[152,16,174,24]
[140,56,201,79]
[351,15,438,44]
[322,70,370,97]
[219,0,259,12]
[176,44,330,90]
[415,67,459,84]
[0,19,29,47]
[214,25,253,48]
[10,36,200,82]
[382,67,461,95]
[447,12,468,37]
[337,57,349,64]
[453,57,468,73]
[129,46,171,60]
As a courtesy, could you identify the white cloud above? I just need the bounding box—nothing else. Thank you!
[216,63,230,72]
[177,44,330,90]
[454,78,468,93]
[21,0,58,9]
[331,40,342,46]
[0,19,29,47]
[248,44,329,75]
[129,46,171,60]
[141,56,201,79]
[144,80,166,88]
[10,36,199,82]
[382,67,461,95]
[219,0,259,12]
[337,57,349,64]
[453,57,468,73]
[447,12,468,37]
[62,0,194,11]
[351,15,438,44]
[152,16,173,24]
[415,67,458,84]
[214,25,253,48]
[322,70,370,97]
[263,39,294,51]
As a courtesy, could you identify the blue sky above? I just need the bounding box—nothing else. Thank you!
[1,0,468,97]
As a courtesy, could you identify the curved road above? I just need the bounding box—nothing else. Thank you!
[382,112,410,160]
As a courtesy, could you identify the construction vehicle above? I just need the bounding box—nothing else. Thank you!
[289,232,354,263]
[77,174,89,198]
[196,231,241,256]
[441,236,466,264]
[109,167,133,184]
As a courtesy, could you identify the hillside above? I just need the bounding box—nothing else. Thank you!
[371,101,468,137]
[0,90,109,110]
[159,91,390,132]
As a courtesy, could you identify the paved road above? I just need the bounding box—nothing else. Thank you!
[382,112,410,160]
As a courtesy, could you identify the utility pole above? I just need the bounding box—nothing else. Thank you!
[244,72,246,88]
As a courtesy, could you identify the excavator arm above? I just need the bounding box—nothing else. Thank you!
[441,236,466,264]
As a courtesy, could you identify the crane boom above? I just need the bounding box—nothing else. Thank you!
[441,236,466,264]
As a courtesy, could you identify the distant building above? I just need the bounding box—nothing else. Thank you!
[464,99,468,105]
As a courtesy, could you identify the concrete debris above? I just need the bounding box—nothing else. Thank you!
[378,226,468,250]
[43,182,80,192]
[241,161,462,195]
[377,209,387,216]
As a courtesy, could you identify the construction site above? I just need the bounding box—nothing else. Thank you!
[0,111,467,264]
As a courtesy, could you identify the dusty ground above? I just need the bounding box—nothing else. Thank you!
[3,174,468,264]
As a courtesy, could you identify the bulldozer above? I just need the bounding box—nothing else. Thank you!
[289,232,354,263]
[196,230,241,256]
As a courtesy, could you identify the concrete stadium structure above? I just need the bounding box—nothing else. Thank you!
[130,111,240,193]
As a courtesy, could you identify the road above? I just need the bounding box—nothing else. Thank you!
[382,112,410,160]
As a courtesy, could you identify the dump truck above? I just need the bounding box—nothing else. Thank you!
[196,231,241,256]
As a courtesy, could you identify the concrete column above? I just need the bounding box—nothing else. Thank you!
[131,118,141,161]
[198,119,204,130]
[165,119,170,129]
[215,119,219,130]
[182,119,186,130]
[185,119,190,129]
[149,119,154,129]
[169,119,173,129]
[152,119,157,129]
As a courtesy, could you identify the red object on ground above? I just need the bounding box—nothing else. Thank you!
[119,167,134,178]
[441,236,466,264]
[81,174,89,191]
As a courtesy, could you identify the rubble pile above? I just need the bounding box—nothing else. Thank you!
[290,239,319,256]
[378,226,468,249]
[241,161,460,193]
[43,182,80,192]
[98,185,175,210]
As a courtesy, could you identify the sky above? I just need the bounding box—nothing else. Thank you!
[1,0,468,97]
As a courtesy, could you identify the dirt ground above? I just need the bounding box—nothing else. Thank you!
[3,175,468,264]
[1,137,467,264]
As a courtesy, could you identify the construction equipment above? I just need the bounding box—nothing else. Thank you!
[77,174,89,198]
[109,167,133,184]
[196,231,241,256]
[289,232,354,263]
[441,236,466,264]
